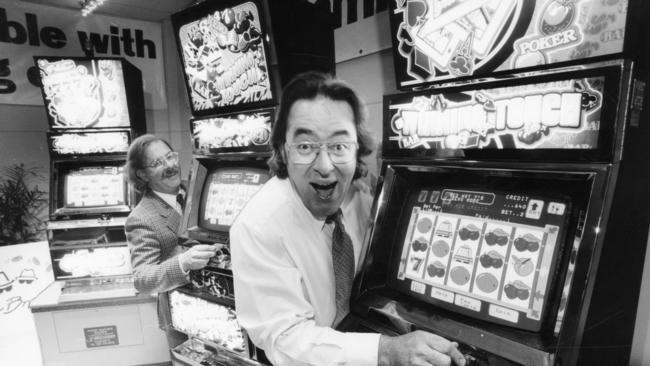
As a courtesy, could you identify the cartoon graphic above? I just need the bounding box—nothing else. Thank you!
[178,2,272,111]
[540,0,576,35]
[0,248,52,315]
[411,238,429,252]
[393,0,528,83]
[392,0,627,86]
[514,233,541,252]
[512,255,535,276]
[16,269,37,284]
[449,266,471,286]
[458,223,480,241]
[453,245,473,264]
[435,220,453,238]
[416,217,434,233]
[410,257,424,271]
[479,251,504,269]
[426,261,446,278]
[504,280,531,300]
[475,272,499,293]
[484,228,509,246]
[2,296,27,314]
[431,240,450,257]
[0,272,13,294]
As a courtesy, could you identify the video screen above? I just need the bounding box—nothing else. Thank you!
[389,185,570,331]
[199,168,269,232]
[191,108,272,155]
[64,166,126,208]
[172,0,275,116]
[36,58,132,129]
[389,0,628,88]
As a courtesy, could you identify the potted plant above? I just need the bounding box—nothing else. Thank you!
[0,164,47,246]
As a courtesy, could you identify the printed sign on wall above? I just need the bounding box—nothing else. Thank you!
[0,0,166,109]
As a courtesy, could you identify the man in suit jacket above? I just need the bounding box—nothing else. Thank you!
[124,134,217,347]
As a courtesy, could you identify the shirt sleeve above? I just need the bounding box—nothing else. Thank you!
[125,214,189,294]
[231,219,380,366]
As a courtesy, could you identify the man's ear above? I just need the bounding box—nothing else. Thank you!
[136,169,148,183]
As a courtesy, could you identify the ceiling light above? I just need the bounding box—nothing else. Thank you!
[80,0,105,17]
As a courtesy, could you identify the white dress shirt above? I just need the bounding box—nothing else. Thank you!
[231,177,379,366]
[153,190,182,215]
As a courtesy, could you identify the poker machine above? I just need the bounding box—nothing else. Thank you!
[340,1,650,365]
[169,0,335,364]
[34,56,145,302]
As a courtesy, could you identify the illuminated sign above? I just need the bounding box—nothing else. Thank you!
[174,0,274,114]
[191,110,272,153]
[391,0,627,87]
[49,131,130,155]
[37,59,132,128]
[387,76,603,149]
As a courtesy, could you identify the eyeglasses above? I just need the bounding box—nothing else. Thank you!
[286,141,358,164]
[145,151,179,169]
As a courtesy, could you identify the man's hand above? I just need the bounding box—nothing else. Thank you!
[378,331,466,366]
[180,244,218,271]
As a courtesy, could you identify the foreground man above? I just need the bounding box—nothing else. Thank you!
[231,72,465,366]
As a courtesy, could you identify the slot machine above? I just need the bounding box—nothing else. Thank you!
[168,0,334,364]
[339,1,650,365]
[34,56,146,302]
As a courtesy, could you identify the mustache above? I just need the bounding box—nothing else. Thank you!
[162,165,180,178]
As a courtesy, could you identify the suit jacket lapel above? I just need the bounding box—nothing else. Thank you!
[144,189,181,233]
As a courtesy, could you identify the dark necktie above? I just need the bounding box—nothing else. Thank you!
[326,209,355,326]
[176,190,186,211]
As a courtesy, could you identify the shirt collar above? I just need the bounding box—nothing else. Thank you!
[283,178,344,232]
[152,189,178,211]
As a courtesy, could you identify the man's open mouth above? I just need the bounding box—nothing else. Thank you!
[311,181,337,200]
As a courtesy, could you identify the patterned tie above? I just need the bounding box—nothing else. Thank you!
[176,186,186,211]
[326,209,355,326]
[176,192,185,211]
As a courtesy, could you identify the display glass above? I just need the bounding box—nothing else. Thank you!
[48,131,131,156]
[199,168,269,232]
[64,167,126,208]
[169,290,247,354]
[36,58,132,129]
[52,246,132,279]
[172,0,276,116]
[389,0,629,88]
[384,169,575,332]
[191,108,273,155]
[52,161,131,218]
[391,187,569,329]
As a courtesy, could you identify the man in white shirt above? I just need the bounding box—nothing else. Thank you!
[231,72,465,366]
[124,134,217,347]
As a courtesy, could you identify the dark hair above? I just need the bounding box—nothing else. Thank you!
[268,71,374,179]
[124,134,172,193]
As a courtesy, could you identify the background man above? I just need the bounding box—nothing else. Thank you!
[124,134,217,347]
[231,73,465,366]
